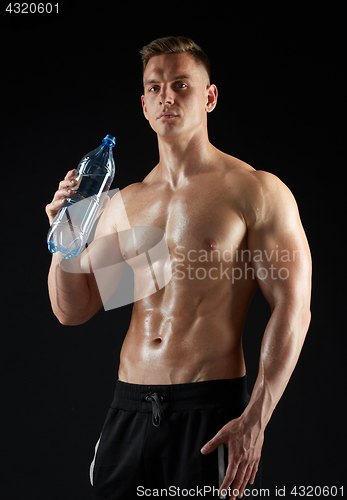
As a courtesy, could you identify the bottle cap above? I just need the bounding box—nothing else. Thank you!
[102,135,116,147]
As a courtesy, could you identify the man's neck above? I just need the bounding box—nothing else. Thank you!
[157,130,215,189]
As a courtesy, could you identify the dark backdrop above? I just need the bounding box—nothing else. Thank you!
[2,2,345,498]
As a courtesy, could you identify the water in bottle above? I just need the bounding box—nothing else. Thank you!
[47,134,116,259]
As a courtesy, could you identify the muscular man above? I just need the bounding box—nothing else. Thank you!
[46,36,311,499]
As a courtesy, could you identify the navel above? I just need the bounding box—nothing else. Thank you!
[203,237,217,251]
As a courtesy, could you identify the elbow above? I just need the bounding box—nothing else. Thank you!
[301,307,311,332]
[52,307,90,326]
[291,303,311,333]
[57,316,87,327]
[274,299,311,335]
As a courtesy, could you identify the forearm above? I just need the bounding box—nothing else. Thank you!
[48,251,97,325]
[243,302,311,429]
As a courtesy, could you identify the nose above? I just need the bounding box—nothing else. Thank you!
[159,85,173,105]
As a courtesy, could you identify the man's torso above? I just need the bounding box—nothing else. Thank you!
[105,150,260,384]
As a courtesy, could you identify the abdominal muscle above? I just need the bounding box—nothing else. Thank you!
[118,274,255,385]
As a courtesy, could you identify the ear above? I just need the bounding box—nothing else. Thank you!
[205,84,218,113]
[141,95,149,121]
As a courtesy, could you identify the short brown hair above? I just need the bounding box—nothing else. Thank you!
[140,36,211,80]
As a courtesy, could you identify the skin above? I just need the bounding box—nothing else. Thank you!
[46,52,312,499]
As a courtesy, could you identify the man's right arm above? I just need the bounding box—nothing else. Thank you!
[46,169,123,325]
[47,252,102,325]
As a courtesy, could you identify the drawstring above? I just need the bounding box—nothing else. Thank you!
[145,392,164,427]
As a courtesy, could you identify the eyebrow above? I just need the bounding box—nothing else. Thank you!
[143,74,191,87]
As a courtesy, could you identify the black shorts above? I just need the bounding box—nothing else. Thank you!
[90,377,261,499]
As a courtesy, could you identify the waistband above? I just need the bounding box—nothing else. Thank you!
[110,376,250,415]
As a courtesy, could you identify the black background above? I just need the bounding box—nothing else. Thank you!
[2,2,345,498]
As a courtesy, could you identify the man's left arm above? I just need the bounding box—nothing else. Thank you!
[201,172,312,499]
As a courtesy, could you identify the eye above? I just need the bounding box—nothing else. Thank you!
[148,85,159,92]
[176,83,188,89]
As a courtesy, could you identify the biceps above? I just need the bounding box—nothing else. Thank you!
[248,225,311,308]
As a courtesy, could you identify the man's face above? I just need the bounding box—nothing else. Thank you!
[141,53,217,139]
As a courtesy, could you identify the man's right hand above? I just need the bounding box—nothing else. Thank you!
[45,169,77,225]
[46,168,124,324]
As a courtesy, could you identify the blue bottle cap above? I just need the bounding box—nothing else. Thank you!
[102,135,116,147]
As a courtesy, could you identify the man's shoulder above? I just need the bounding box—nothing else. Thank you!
[220,155,296,225]
[218,152,281,189]
[217,150,254,175]
[221,153,281,189]
[117,181,147,200]
[247,170,295,207]
[240,170,297,228]
[221,154,291,200]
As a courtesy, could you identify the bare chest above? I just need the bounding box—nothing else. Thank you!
[116,181,247,262]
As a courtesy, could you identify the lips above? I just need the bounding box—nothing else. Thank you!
[157,112,179,119]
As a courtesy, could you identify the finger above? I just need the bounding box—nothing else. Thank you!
[201,432,224,455]
[46,196,66,214]
[52,186,73,201]
[46,185,74,221]
[235,479,247,499]
[46,170,77,225]
[64,168,77,180]
[57,168,77,188]
[219,461,239,493]
[59,177,78,191]
[225,466,247,499]
[248,461,259,485]
[47,197,66,211]
[235,464,253,498]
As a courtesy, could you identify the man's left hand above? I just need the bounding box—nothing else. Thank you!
[200,416,263,499]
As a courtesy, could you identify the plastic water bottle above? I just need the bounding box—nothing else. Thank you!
[47,134,116,259]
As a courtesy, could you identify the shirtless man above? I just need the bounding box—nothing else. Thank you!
[46,37,312,500]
